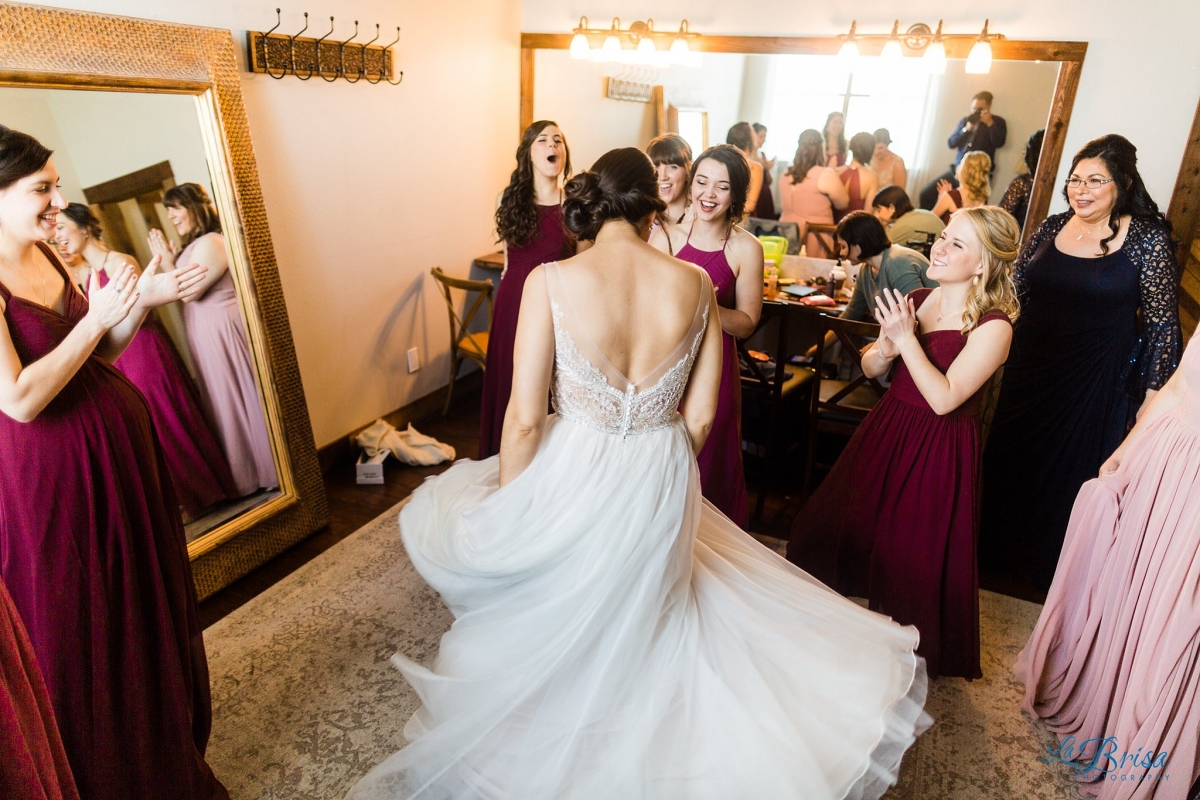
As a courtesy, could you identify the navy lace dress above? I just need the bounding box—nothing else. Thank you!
[980,212,1181,590]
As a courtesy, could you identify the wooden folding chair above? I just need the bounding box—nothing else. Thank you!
[803,312,887,496]
[430,267,494,414]
[805,221,839,258]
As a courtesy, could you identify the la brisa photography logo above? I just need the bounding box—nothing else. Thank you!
[1044,736,1170,786]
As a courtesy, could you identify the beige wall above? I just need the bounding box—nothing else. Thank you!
[36,0,522,448]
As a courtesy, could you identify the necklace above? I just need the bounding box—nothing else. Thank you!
[0,250,48,306]
[936,299,965,323]
[1074,216,1109,241]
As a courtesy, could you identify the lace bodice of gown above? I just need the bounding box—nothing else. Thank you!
[545,261,710,438]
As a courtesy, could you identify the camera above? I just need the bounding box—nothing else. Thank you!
[967,109,984,125]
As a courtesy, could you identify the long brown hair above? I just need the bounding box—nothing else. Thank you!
[163,182,221,247]
[495,120,572,248]
[786,129,825,183]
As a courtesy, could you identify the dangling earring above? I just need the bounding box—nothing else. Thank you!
[972,274,980,286]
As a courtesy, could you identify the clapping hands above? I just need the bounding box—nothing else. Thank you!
[136,255,209,307]
[85,263,138,331]
[873,288,918,349]
[936,179,953,197]
[147,229,179,271]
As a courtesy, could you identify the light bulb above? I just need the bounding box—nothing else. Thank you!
[880,38,903,62]
[965,39,992,74]
[669,36,689,64]
[601,33,621,62]
[569,32,590,60]
[924,40,947,74]
[636,36,656,65]
[838,39,859,68]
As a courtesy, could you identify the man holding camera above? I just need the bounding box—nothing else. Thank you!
[919,91,1008,209]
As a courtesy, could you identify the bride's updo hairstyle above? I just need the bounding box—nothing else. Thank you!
[563,147,666,241]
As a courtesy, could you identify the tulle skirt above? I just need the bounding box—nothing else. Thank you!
[347,415,929,799]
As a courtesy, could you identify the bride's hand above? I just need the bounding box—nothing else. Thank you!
[873,288,917,348]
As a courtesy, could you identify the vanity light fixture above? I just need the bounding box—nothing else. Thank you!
[568,16,700,65]
[837,19,1003,74]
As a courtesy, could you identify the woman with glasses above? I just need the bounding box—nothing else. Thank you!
[980,135,1182,592]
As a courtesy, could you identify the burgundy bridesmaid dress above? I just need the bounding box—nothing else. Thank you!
[93,265,237,518]
[0,243,228,800]
[179,233,277,496]
[479,203,575,459]
[788,289,1010,679]
[676,226,750,527]
[0,578,79,800]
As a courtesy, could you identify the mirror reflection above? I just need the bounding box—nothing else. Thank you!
[1,87,281,542]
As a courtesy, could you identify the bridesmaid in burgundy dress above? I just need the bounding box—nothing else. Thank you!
[479,121,577,458]
[0,127,227,798]
[56,204,237,518]
[788,207,1020,679]
[151,183,278,496]
[654,144,764,527]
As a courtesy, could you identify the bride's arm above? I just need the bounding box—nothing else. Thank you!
[680,286,724,454]
[499,267,555,486]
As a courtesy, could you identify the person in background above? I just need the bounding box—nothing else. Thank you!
[932,151,991,225]
[653,144,764,527]
[150,182,278,497]
[750,122,778,220]
[56,204,237,519]
[999,129,1045,233]
[981,134,1182,592]
[646,133,692,231]
[869,129,907,192]
[0,124,227,800]
[1015,324,1200,799]
[790,207,1021,679]
[823,111,847,168]
[53,233,88,291]
[835,132,879,223]
[919,91,1007,209]
[478,120,578,459]
[872,185,945,248]
[779,129,849,259]
[725,122,764,217]
[836,212,936,324]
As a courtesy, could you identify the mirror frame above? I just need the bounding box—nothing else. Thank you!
[0,3,329,598]
[520,33,1088,242]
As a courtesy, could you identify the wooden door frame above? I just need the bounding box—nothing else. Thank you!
[519,33,1087,241]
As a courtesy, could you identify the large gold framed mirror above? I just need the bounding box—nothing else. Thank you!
[520,33,1087,241]
[0,3,328,598]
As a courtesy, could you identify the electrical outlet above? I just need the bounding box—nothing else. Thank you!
[406,347,420,373]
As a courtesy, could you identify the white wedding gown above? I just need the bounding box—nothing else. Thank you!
[347,264,930,800]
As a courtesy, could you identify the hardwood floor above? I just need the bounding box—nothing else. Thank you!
[199,389,1044,629]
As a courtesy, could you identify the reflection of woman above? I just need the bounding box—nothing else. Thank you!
[152,182,277,496]
[57,204,236,518]
[823,111,847,168]
[646,133,692,231]
[932,151,990,225]
[750,122,777,220]
[725,123,764,217]
[981,135,1182,591]
[779,129,849,259]
[347,147,927,799]
[0,126,227,799]
[835,132,880,222]
[790,207,1021,679]
[653,144,763,527]
[999,129,1045,233]
[871,185,945,247]
[479,121,577,459]
[868,129,907,191]
[1015,329,1200,799]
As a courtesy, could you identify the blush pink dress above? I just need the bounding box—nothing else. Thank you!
[779,166,836,259]
[179,233,277,496]
[1015,333,1200,798]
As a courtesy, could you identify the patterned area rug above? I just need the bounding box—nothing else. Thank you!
[204,502,1085,799]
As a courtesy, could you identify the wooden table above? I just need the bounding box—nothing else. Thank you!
[472,251,504,271]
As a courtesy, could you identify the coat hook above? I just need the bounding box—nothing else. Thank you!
[316,16,339,82]
[263,8,288,79]
[340,20,362,83]
[289,12,311,79]
[383,26,404,85]
[356,24,381,83]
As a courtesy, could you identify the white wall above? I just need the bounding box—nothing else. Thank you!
[37,0,523,448]
[523,1,1200,216]
[0,89,85,200]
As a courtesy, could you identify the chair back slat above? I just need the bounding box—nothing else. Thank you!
[430,267,493,360]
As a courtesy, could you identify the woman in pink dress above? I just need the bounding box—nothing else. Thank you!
[479,121,577,458]
[779,129,849,259]
[56,204,236,518]
[834,131,880,223]
[653,144,764,527]
[788,207,1020,679]
[151,183,277,496]
[1015,328,1200,798]
[0,126,226,800]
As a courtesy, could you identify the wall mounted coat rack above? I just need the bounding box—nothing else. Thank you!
[247,9,403,84]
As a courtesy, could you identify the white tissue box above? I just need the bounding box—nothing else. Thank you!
[356,450,389,484]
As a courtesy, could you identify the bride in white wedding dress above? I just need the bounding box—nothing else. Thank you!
[347,148,930,800]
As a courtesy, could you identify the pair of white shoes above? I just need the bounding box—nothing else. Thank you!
[355,419,456,467]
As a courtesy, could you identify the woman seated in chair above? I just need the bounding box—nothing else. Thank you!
[788,207,1021,680]
[871,185,945,250]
